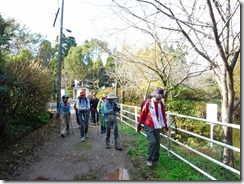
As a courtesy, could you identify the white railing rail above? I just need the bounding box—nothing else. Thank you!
[117,103,240,180]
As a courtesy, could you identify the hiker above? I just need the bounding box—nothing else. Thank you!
[97,93,107,134]
[103,93,122,150]
[137,87,168,167]
[73,101,80,128]
[90,92,99,126]
[57,94,71,137]
[75,91,90,142]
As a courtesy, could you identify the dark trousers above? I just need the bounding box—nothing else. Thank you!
[106,120,120,145]
[91,110,98,125]
[144,125,161,162]
[75,110,79,125]
[78,112,89,138]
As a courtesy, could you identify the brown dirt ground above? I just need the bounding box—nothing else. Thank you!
[0,111,143,181]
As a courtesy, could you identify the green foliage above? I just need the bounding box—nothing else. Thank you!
[0,59,52,141]
[36,111,50,125]
[0,14,14,55]
[64,39,114,90]
[233,57,240,123]
[167,99,195,115]
[105,56,115,68]
[96,88,114,98]
[36,39,54,67]
[10,49,33,61]
[64,46,88,81]
[62,35,77,57]
[4,120,32,140]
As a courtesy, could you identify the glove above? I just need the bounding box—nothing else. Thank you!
[164,127,169,132]
[117,107,121,112]
[113,106,118,111]
[137,124,142,132]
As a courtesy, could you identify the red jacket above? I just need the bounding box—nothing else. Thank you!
[139,99,167,129]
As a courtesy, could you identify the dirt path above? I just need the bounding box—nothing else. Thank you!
[1,111,137,181]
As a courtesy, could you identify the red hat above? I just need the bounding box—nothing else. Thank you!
[80,91,86,96]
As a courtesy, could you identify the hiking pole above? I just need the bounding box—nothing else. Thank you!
[56,115,61,133]
[69,116,74,135]
[97,111,100,135]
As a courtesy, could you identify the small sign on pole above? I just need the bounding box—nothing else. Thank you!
[206,104,217,122]
[206,104,218,147]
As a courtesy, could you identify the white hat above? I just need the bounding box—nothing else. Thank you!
[107,93,117,99]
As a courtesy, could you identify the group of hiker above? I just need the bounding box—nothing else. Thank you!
[57,91,122,150]
[57,87,169,166]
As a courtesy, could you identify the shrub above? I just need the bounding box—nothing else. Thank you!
[0,59,52,141]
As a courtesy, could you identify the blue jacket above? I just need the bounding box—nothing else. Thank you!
[57,102,71,115]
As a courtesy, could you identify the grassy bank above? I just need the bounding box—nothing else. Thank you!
[118,122,240,181]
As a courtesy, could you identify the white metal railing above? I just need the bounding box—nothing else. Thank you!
[117,103,240,180]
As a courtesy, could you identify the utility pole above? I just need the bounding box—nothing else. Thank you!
[57,0,64,109]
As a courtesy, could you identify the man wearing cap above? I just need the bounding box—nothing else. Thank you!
[103,93,122,150]
[75,91,90,142]
[137,87,168,167]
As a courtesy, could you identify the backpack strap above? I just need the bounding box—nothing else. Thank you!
[141,99,150,112]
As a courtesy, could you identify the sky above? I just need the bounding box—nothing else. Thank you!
[0,0,145,49]
[1,0,240,53]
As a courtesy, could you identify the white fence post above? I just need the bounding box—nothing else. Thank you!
[119,103,122,121]
[167,111,172,156]
[135,106,138,131]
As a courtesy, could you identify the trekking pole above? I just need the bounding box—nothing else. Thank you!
[96,111,100,135]
[56,116,61,133]
[69,116,74,135]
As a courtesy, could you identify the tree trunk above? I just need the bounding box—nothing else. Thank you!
[221,71,234,167]
[222,104,234,167]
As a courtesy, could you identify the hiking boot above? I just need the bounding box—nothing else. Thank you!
[115,140,122,150]
[147,161,153,167]
[85,134,88,138]
[106,142,111,149]
[115,145,122,150]
[81,137,85,142]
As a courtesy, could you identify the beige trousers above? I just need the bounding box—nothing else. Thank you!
[60,114,70,135]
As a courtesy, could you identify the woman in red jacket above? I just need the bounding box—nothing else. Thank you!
[137,87,168,167]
